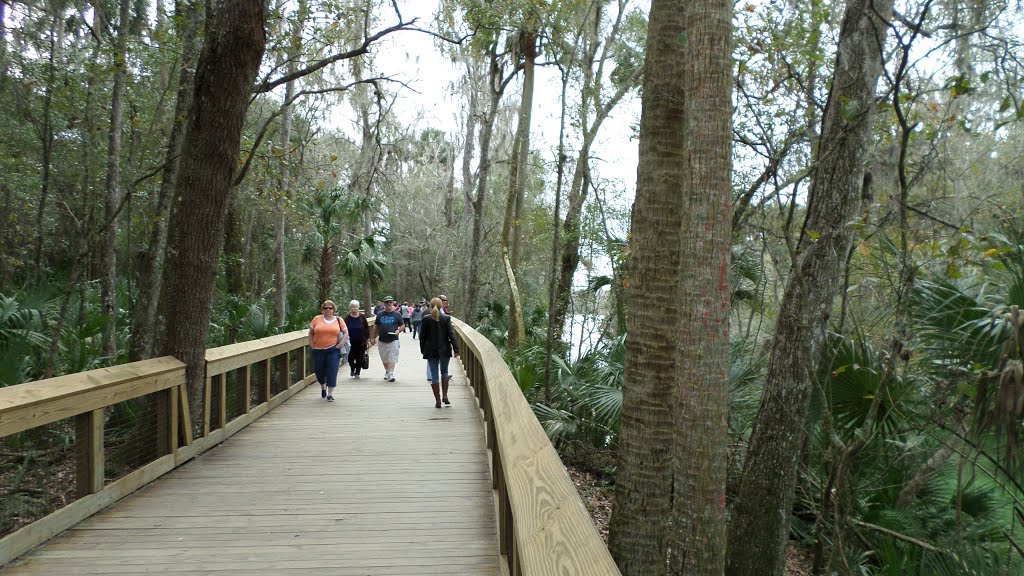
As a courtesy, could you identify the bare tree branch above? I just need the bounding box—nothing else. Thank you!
[236,78,390,186]
[255,20,418,94]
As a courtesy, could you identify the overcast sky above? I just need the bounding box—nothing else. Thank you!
[359,0,643,203]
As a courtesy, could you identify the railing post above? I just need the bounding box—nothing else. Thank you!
[155,385,177,455]
[300,345,307,381]
[283,351,292,389]
[203,375,212,436]
[262,358,272,402]
[178,384,193,446]
[217,372,227,429]
[243,364,252,414]
[75,409,104,497]
[495,450,507,554]
[168,385,178,452]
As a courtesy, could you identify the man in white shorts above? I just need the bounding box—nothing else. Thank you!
[370,296,404,382]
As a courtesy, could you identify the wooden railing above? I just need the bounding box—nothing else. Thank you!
[452,317,621,575]
[0,330,315,566]
[1,317,619,573]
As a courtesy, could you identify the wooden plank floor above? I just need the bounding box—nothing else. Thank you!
[4,333,499,575]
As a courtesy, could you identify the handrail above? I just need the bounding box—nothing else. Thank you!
[451,317,621,575]
[0,357,185,438]
[0,329,315,566]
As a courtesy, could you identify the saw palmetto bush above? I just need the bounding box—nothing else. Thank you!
[912,233,1024,463]
[796,328,1023,575]
[797,236,1024,575]
[0,293,49,387]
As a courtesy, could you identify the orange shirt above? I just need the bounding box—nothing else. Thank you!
[309,315,345,349]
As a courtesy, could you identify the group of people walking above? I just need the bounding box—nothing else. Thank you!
[307,295,459,408]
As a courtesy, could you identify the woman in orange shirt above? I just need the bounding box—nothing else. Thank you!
[308,300,348,402]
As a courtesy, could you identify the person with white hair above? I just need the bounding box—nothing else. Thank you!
[343,300,370,378]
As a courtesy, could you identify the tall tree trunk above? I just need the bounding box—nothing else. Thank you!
[444,144,455,227]
[0,1,6,83]
[130,0,201,361]
[272,73,294,325]
[460,69,478,220]
[160,0,266,433]
[346,29,381,309]
[726,1,895,574]
[272,0,305,324]
[33,15,59,282]
[502,29,536,351]
[548,6,599,345]
[101,0,133,360]
[549,2,637,347]
[607,0,684,570]
[544,68,571,403]
[456,59,480,312]
[669,0,733,572]
[464,45,507,321]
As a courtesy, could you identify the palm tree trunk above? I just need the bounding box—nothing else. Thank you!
[668,0,733,572]
[607,1,685,570]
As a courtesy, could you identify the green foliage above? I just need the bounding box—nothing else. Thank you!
[912,237,1024,463]
[0,294,49,387]
[731,242,772,313]
[530,335,625,450]
[208,295,287,347]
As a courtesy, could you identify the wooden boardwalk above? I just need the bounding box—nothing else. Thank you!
[4,333,499,575]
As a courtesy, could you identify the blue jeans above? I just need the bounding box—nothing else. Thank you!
[312,347,341,389]
[426,357,451,384]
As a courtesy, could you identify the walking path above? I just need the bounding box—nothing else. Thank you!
[4,332,499,575]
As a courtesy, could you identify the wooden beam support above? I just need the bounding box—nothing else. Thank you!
[203,375,212,437]
[75,409,104,498]
[178,384,193,446]
[217,372,227,430]
[262,358,271,403]
[243,364,251,414]
[283,351,291,391]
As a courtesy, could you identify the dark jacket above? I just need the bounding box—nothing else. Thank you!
[344,313,370,345]
[419,313,459,359]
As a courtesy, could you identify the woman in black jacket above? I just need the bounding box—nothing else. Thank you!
[419,297,459,408]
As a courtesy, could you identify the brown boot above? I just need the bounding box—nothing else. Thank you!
[431,383,442,408]
[441,376,451,406]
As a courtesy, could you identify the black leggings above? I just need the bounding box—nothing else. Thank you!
[348,340,367,372]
